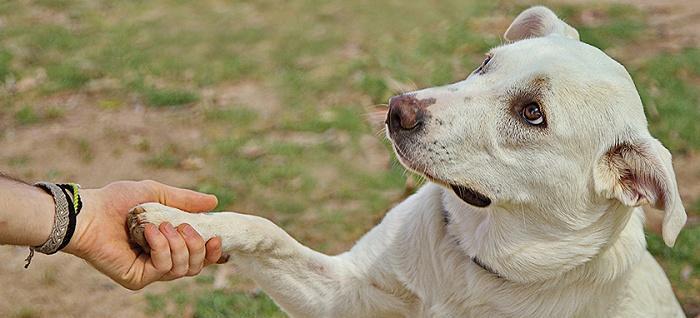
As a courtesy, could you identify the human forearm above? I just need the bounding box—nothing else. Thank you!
[0,175,55,246]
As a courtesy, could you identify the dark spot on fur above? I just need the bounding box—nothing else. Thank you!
[390,94,436,110]
[442,208,450,224]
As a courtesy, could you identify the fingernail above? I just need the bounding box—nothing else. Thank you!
[177,224,195,238]
[183,224,198,237]
[162,222,175,234]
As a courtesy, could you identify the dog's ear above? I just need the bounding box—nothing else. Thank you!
[594,137,686,247]
[504,6,579,42]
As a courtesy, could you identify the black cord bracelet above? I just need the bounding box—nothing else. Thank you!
[56,185,77,252]
[57,183,83,215]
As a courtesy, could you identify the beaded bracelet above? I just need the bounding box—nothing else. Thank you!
[25,182,82,268]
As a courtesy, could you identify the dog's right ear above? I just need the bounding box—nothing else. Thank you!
[504,6,579,42]
[594,137,687,247]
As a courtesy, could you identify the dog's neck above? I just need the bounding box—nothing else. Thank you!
[440,186,646,284]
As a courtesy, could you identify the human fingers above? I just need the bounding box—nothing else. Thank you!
[177,224,206,276]
[159,222,190,279]
[140,180,218,212]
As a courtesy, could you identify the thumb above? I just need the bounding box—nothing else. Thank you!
[144,180,218,212]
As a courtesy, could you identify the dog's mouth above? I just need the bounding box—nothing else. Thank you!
[392,144,492,208]
[450,184,491,208]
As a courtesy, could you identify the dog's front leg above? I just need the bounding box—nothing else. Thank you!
[128,203,407,318]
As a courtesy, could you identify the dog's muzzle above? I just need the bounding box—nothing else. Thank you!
[386,94,492,208]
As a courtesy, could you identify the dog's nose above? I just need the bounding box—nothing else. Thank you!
[387,94,431,132]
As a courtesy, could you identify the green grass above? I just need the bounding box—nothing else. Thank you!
[0,49,12,80]
[195,291,284,318]
[143,87,199,108]
[13,106,65,126]
[635,48,700,153]
[145,281,286,318]
[205,107,259,125]
[46,63,94,91]
[14,106,39,125]
[648,225,700,303]
[558,4,646,50]
[1,0,698,316]
[359,74,390,104]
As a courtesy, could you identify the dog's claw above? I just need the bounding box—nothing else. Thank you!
[128,205,151,253]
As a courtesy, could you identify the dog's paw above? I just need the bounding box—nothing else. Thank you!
[127,203,187,253]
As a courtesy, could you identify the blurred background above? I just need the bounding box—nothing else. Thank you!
[0,0,698,317]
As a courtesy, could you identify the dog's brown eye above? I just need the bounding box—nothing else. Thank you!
[522,103,544,125]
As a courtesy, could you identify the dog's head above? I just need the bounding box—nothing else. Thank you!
[386,6,686,247]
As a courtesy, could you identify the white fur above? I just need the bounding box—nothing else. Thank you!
[131,6,686,317]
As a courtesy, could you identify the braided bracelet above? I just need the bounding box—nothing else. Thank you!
[25,182,82,268]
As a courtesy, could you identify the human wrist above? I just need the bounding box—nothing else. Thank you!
[63,189,99,257]
[25,184,57,246]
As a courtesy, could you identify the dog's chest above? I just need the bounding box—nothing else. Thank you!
[400,266,621,318]
[390,214,616,317]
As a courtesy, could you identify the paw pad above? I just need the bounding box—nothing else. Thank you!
[128,205,151,253]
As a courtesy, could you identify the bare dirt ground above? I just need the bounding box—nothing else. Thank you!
[0,0,698,317]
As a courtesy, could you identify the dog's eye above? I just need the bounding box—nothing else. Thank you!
[522,103,545,125]
[475,54,492,74]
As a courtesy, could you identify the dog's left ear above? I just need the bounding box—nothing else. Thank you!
[504,6,579,42]
[594,137,686,247]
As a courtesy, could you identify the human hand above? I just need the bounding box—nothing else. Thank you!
[63,180,225,290]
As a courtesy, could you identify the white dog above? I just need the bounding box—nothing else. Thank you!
[128,6,686,317]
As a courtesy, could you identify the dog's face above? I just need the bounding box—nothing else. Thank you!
[386,6,686,247]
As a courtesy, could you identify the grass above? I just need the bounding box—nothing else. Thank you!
[195,291,283,318]
[635,48,700,153]
[143,87,199,108]
[74,138,94,163]
[204,107,259,125]
[1,0,698,317]
[45,62,94,91]
[557,3,646,50]
[145,145,182,169]
[146,291,283,318]
[13,308,39,318]
[13,106,65,126]
[648,225,700,305]
[14,106,39,125]
[0,49,12,80]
